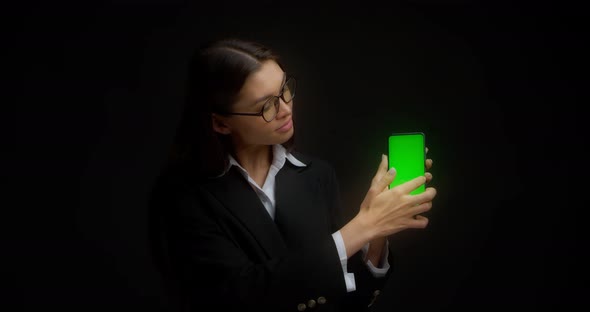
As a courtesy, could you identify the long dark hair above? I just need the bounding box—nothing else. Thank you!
[167,38,295,179]
[149,39,297,309]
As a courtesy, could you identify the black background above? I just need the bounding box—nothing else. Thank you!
[7,0,589,311]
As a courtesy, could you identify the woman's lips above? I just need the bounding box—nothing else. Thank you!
[276,119,293,132]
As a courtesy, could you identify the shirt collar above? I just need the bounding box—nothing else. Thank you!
[220,144,306,178]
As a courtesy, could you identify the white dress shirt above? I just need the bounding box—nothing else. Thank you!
[224,144,390,292]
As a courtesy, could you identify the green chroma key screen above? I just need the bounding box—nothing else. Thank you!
[388,132,425,195]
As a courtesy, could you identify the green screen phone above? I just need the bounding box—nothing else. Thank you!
[388,132,426,194]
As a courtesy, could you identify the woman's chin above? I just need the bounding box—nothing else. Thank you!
[276,127,294,143]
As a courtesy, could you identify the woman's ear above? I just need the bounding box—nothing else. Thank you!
[211,113,232,135]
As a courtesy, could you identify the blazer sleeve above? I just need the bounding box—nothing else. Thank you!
[324,164,394,312]
[164,181,349,312]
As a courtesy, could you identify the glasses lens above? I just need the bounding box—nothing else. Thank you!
[282,78,296,103]
[262,97,279,121]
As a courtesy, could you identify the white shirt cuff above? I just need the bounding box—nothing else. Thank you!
[332,231,356,292]
[361,239,391,278]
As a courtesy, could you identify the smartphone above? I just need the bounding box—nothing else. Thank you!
[388,132,426,194]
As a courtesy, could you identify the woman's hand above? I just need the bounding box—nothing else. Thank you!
[339,151,437,257]
[362,148,434,211]
[358,152,437,238]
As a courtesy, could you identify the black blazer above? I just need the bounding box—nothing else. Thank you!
[150,151,393,312]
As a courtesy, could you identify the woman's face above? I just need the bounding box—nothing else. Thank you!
[212,60,294,148]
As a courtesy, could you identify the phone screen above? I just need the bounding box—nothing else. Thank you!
[388,132,426,194]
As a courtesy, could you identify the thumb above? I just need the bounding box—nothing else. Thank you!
[361,156,396,209]
[376,167,397,192]
[371,154,389,187]
[364,166,396,206]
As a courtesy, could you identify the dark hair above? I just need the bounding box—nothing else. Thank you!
[167,38,295,179]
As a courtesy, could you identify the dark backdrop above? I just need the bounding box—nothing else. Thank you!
[7,1,589,311]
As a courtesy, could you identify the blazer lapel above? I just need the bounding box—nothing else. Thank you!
[204,167,287,259]
[274,158,330,249]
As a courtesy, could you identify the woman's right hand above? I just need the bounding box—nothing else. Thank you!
[358,155,437,239]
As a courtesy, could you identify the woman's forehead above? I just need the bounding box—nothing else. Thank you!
[237,60,285,105]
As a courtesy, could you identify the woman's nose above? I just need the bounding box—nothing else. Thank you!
[276,98,292,118]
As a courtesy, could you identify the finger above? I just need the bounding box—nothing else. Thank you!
[362,166,396,208]
[408,215,429,228]
[395,175,427,195]
[425,158,433,170]
[410,201,432,216]
[425,172,433,183]
[371,154,389,186]
[373,167,397,194]
[410,187,437,204]
[362,157,395,208]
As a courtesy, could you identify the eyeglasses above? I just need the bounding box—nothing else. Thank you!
[220,77,296,122]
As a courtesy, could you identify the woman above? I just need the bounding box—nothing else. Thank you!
[150,38,436,312]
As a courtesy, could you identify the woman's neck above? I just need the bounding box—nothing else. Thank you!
[232,144,273,185]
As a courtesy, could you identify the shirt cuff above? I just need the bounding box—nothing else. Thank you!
[332,231,356,292]
[361,239,391,278]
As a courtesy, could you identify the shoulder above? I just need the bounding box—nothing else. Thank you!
[288,149,338,180]
[151,164,224,224]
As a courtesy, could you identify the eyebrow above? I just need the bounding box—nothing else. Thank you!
[250,73,287,106]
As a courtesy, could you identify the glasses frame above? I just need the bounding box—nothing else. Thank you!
[220,77,296,122]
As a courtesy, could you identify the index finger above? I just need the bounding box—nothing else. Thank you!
[395,175,427,195]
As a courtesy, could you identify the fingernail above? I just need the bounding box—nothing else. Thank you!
[388,167,396,175]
